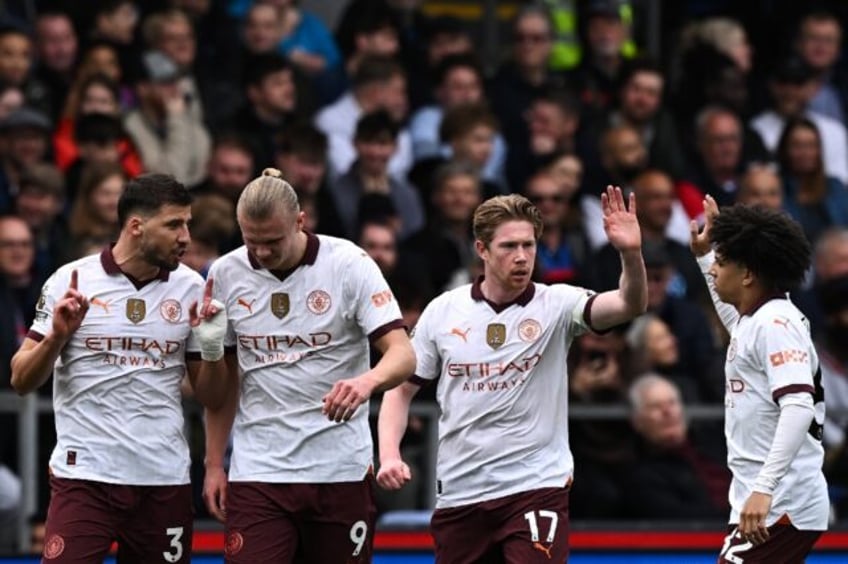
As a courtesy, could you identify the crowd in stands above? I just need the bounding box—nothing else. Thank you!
[0,0,847,544]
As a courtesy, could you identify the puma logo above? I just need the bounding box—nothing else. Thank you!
[90,297,111,313]
[450,327,470,342]
[532,542,553,559]
[237,297,256,313]
[773,317,790,329]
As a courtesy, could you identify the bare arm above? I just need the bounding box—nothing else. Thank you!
[588,186,648,330]
[188,356,232,410]
[376,381,421,489]
[203,355,240,469]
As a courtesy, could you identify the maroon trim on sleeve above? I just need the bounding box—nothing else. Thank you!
[582,293,611,334]
[26,330,45,342]
[368,319,406,343]
[772,384,815,403]
[408,375,430,387]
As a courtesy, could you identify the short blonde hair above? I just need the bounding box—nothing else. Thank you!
[236,168,299,221]
[472,194,543,247]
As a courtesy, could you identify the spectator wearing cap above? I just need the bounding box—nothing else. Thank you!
[124,50,211,186]
[13,163,69,282]
[750,55,848,184]
[0,107,52,214]
[329,110,423,241]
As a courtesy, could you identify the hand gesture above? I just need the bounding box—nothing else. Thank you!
[189,278,227,362]
[377,458,412,490]
[322,373,378,423]
[202,465,228,523]
[52,269,89,341]
[738,491,772,545]
[689,195,719,257]
[602,185,641,252]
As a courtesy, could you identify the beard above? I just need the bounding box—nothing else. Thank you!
[142,243,183,272]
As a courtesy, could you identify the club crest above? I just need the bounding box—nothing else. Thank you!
[486,323,506,349]
[125,298,146,324]
[270,293,290,319]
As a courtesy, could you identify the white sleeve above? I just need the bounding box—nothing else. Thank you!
[759,312,815,400]
[696,250,739,331]
[579,195,608,251]
[753,392,816,494]
[207,259,237,348]
[347,250,403,337]
[29,269,69,339]
[410,301,440,382]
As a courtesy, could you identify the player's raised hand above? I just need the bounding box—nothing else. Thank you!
[202,465,228,522]
[52,269,89,340]
[601,185,641,252]
[322,373,378,423]
[377,458,412,490]
[189,277,228,362]
[689,195,719,257]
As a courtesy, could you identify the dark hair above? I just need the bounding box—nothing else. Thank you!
[275,121,327,161]
[76,73,120,113]
[117,173,191,227]
[776,116,826,202]
[533,87,581,117]
[439,102,498,143]
[212,132,254,158]
[355,110,399,142]
[352,55,403,90]
[74,112,124,144]
[243,52,291,88]
[433,53,483,88]
[618,57,664,92]
[710,204,811,292]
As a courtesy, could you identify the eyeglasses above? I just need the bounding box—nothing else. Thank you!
[514,32,550,44]
[529,194,564,204]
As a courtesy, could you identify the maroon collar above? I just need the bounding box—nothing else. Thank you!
[740,292,787,317]
[248,231,320,282]
[100,245,169,290]
[470,275,535,313]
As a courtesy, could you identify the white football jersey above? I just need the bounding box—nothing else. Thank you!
[29,249,204,485]
[209,234,403,483]
[411,278,595,508]
[699,253,829,530]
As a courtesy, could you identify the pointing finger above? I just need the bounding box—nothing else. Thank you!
[204,277,214,304]
[69,269,78,291]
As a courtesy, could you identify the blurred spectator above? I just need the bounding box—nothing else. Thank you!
[193,134,254,203]
[0,463,21,553]
[329,110,423,240]
[568,328,636,519]
[588,170,706,304]
[88,0,142,85]
[273,122,343,237]
[524,170,588,285]
[359,218,398,275]
[268,0,342,84]
[33,11,79,122]
[794,10,847,123]
[403,160,480,293]
[686,105,746,207]
[545,151,583,201]
[776,117,848,245]
[623,374,730,519]
[124,50,211,185]
[228,53,296,170]
[736,165,784,210]
[490,5,566,161]
[610,58,687,179]
[316,55,411,179]
[182,192,235,276]
[74,39,133,108]
[67,162,125,259]
[0,215,38,385]
[241,2,283,55]
[0,25,50,117]
[750,56,848,184]
[54,75,143,180]
[626,313,698,402]
[507,87,581,191]
[0,107,52,212]
[679,17,752,75]
[0,84,24,122]
[795,227,848,336]
[14,163,68,282]
[406,15,474,110]
[336,2,400,78]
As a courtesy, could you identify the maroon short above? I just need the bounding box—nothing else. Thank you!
[42,475,193,563]
[224,476,377,564]
[431,486,570,564]
[718,523,823,564]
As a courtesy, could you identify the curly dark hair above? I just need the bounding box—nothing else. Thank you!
[710,205,811,292]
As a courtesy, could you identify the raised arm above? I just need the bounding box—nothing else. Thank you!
[588,186,648,330]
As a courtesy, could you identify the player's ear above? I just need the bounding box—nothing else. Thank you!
[127,215,144,237]
[474,239,487,260]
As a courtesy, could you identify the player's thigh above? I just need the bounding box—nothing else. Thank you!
[500,487,570,563]
[297,479,377,564]
[718,524,822,564]
[41,476,118,563]
[115,485,193,564]
[225,482,298,564]
[431,504,500,564]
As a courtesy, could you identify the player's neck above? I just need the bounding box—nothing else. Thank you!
[111,238,161,281]
[276,231,309,272]
[737,286,773,317]
[480,277,526,305]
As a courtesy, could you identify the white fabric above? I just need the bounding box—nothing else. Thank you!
[209,236,402,483]
[412,282,594,508]
[314,92,413,180]
[192,299,227,361]
[750,109,848,184]
[30,254,204,485]
[753,394,815,494]
[698,257,829,529]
